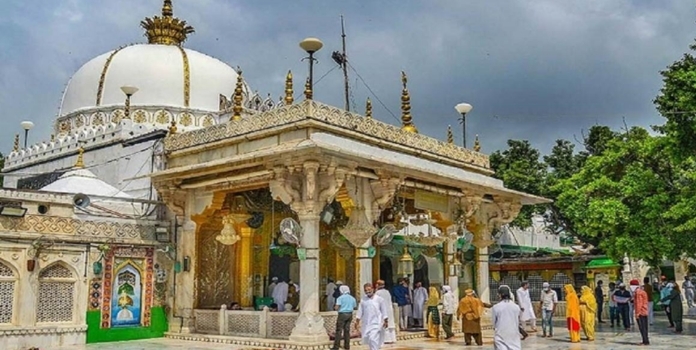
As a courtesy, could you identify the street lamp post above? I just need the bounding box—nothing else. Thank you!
[299,37,324,99]
[20,121,34,149]
[120,86,139,119]
[454,103,473,148]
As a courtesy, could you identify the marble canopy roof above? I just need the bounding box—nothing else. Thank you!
[154,100,549,206]
[164,100,491,175]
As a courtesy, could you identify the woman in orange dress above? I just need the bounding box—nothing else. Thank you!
[564,284,581,343]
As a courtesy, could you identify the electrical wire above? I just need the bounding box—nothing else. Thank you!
[347,62,400,123]
[293,65,341,101]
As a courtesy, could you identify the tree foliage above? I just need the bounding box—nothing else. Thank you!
[490,140,547,228]
[654,42,696,159]
[552,128,686,265]
[489,35,696,264]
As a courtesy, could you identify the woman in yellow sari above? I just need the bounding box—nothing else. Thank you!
[579,286,597,341]
[564,284,581,343]
[425,287,441,339]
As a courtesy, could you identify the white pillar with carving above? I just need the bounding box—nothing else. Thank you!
[446,240,460,300]
[271,162,347,343]
[289,210,328,342]
[476,246,490,303]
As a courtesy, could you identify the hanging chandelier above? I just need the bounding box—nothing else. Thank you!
[338,206,377,247]
[216,214,242,245]
[403,212,447,247]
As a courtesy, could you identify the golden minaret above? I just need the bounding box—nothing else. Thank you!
[232,70,244,121]
[284,70,294,105]
[400,71,417,133]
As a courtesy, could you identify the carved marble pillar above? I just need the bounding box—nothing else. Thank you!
[174,190,213,333]
[176,217,197,333]
[270,161,347,343]
[356,241,372,300]
[445,240,459,300]
[476,247,491,303]
[290,210,327,342]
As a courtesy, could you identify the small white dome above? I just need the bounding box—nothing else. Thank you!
[41,168,132,198]
[60,44,240,116]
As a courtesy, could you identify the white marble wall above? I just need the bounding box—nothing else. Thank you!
[0,243,88,350]
[3,122,162,200]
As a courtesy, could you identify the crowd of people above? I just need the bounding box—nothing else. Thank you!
[257,274,694,349]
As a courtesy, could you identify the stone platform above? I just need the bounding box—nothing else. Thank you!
[60,315,695,350]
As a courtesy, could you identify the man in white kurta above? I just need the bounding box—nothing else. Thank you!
[326,279,337,311]
[412,281,428,328]
[272,281,289,312]
[267,277,278,298]
[375,279,397,343]
[357,283,389,350]
[516,281,537,332]
[493,285,522,350]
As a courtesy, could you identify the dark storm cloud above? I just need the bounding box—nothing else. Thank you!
[0,0,694,156]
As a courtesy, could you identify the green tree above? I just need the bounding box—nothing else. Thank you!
[490,140,547,227]
[654,41,696,159]
[582,125,618,157]
[553,127,686,265]
[541,139,586,236]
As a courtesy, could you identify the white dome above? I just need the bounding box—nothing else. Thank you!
[60,44,240,116]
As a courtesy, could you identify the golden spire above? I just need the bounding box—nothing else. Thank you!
[232,70,244,121]
[447,125,454,144]
[400,71,417,133]
[169,120,178,135]
[365,97,373,118]
[474,134,481,152]
[74,146,85,169]
[284,70,294,105]
[304,77,312,100]
[13,134,19,152]
[140,0,195,46]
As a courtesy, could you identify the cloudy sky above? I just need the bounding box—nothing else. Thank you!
[1,0,694,158]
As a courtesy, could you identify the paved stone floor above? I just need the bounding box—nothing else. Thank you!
[63,316,695,349]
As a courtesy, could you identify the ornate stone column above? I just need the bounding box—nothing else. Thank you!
[176,190,214,333]
[270,161,348,343]
[445,240,460,300]
[466,196,521,303]
[356,240,372,299]
[476,246,491,302]
[292,209,325,342]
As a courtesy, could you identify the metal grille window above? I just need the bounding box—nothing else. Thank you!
[36,264,76,323]
[0,262,16,324]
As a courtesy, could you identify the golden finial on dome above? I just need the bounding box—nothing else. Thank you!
[140,0,195,46]
[400,71,417,133]
[304,77,312,100]
[13,134,19,152]
[447,125,454,144]
[168,120,178,135]
[75,146,85,169]
[232,71,244,121]
[284,70,294,105]
[366,97,373,118]
[474,134,481,152]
